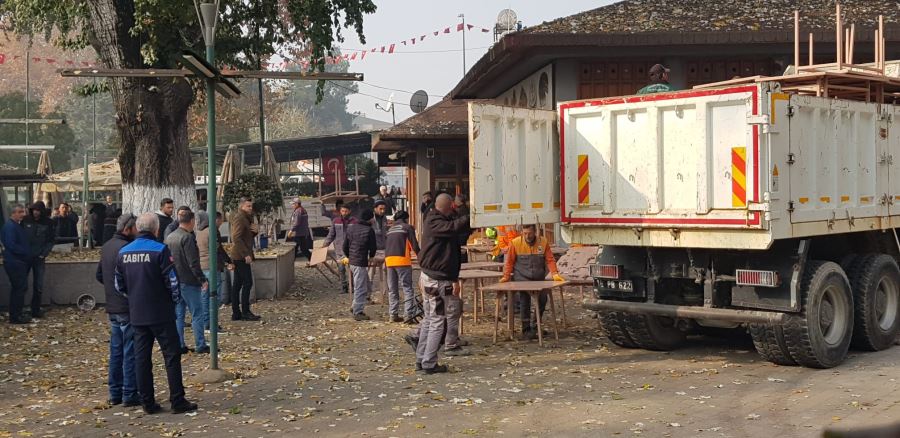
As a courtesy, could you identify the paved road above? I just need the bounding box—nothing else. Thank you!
[0,265,897,437]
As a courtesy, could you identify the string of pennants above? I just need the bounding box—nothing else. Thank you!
[265,21,491,70]
[0,53,97,66]
[0,21,492,71]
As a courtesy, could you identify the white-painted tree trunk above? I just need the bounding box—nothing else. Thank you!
[122,184,198,215]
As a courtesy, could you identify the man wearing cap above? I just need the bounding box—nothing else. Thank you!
[374,186,396,216]
[96,213,139,407]
[288,198,312,260]
[637,64,676,95]
[323,203,357,294]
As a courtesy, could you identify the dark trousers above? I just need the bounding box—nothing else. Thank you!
[133,321,186,407]
[292,235,312,260]
[519,291,548,331]
[28,258,45,312]
[5,261,29,321]
[231,260,253,315]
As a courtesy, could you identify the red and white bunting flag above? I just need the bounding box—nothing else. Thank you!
[420,35,426,41]
[388,44,395,54]
[457,23,464,31]
[443,27,450,33]
[0,53,6,64]
[65,60,74,65]
[433,31,438,36]
[350,52,357,60]
[32,57,41,63]
[45,58,56,64]
[411,38,416,45]
[481,28,490,32]
[467,24,474,30]
[361,51,367,60]
[380,46,385,53]
[401,40,406,45]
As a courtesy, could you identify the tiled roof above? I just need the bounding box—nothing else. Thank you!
[524,0,899,34]
[377,99,471,138]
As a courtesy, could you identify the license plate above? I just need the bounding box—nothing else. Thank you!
[602,280,633,292]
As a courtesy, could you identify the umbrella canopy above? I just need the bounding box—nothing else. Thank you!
[261,145,283,194]
[216,145,241,212]
[40,159,121,193]
[33,151,62,205]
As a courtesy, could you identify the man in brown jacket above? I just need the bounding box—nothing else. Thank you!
[228,197,260,321]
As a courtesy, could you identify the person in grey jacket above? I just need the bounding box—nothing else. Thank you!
[322,203,357,294]
[164,210,209,354]
[23,201,55,318]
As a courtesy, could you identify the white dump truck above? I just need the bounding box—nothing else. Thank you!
[468,81,900,368]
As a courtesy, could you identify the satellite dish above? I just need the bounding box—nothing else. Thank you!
[497,9,518,30]
[410,90,429,114]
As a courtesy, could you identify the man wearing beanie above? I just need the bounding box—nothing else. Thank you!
[342,209,377,321]
[384,210,420,323]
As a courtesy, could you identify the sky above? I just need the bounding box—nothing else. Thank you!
[339,0,615,125]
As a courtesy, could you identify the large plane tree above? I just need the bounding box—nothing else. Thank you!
[1,0,375,212]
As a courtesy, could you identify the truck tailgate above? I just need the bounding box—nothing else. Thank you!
[560,86,764,229]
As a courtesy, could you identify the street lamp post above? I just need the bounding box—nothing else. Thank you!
[196,0,222,373]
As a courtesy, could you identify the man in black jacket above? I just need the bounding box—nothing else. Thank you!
[115,213,197,415]
[96,213,139,407]
[23,201,55,318]
[51,202,79,245]
[411,194,469,374]
[155,198,175,243]
[342,209,377,321]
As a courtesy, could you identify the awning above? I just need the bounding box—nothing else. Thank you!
[39,159,121,192]
[193,131,377,165]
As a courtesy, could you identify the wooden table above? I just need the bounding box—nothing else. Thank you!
[461,261,504,271]
[464,244,495,262]
[481,280,568,346]
[457,269,504,332]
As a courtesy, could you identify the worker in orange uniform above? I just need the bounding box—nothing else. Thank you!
[490,225,520,262]
[500,224,565,340]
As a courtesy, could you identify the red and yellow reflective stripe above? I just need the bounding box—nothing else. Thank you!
[577,154,589,204]
[732,147,747,207]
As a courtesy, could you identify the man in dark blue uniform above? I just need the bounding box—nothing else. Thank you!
[2,205,32,324]
[114,213,197,415]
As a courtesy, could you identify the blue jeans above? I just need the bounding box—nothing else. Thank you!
[203,270,223,329]
[108,313,138,403]
[175,284,207,350]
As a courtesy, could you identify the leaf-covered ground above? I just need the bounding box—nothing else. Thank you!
[1,263,898,437]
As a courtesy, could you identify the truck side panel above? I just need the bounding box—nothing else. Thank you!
[561,86,762,229]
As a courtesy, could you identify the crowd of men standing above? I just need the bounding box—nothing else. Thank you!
[0,196,265,415]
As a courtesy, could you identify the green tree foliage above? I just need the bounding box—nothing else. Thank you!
[0,92,80,171]
[344,154,383,197]
[222,172,283,218]
[0,0,376,212]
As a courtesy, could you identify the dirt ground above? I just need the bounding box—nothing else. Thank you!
[1,261,898,438]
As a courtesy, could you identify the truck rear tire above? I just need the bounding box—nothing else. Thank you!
[598,311,639,348]
[846,254,900,351]
[784,261,853,368]
[623,313,686,351]
[749,323,796,366]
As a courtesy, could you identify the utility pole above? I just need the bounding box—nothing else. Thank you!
[459,14,467,76]
[196,0,223,376]
[25,50,30,169]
